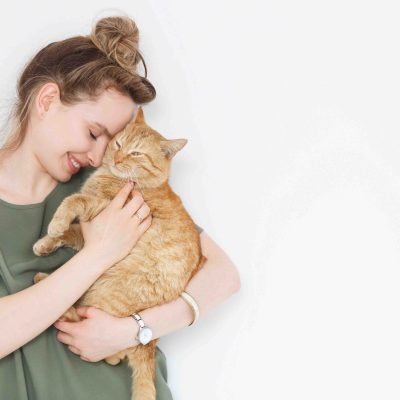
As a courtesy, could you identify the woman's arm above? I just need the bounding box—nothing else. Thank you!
[136,230,241,338]
[0,182,148,360]
[0,248,111,359]
[54,230,241,362]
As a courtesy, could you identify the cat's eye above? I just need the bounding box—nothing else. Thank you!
[130,151,142,156]
[115,140,121,148]
[89,131,97,141]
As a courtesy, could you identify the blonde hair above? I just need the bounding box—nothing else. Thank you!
[0,15,156,162]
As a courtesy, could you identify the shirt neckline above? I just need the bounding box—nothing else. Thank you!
[0,182,63,209]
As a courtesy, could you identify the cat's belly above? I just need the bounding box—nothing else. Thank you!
[76,230,201,317]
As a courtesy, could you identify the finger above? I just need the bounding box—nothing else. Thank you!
[57,331,74,346]
[75,306,91,318]
[123,192,145,216]
[80,355,91,362]
[68,345,81,356]
[131,203,151,222]
[110,182,135,209]
[54,320,77,335]
[137,214,152,233]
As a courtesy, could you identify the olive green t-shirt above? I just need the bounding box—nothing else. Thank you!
[0,166,203,400]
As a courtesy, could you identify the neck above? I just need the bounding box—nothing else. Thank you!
[0,139,58,201]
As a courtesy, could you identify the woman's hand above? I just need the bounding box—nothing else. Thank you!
[53,306,138,362]
[80,182,152,267]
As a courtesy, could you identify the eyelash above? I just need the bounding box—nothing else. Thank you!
[89,131,97,141]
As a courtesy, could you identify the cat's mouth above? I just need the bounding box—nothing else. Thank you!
[107,164,139,183]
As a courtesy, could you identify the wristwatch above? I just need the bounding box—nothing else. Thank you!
[131,313,153,345]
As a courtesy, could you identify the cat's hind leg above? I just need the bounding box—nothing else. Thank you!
[105,349,128,366]
[33,272,49,283]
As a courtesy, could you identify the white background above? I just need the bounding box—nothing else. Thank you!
[1,1,400,399]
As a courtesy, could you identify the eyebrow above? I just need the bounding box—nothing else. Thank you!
[92,122,113,138]
[92,110,138,139]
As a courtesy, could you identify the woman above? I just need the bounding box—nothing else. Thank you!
[0,14,240,400]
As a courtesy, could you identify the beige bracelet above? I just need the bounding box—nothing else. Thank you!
[180,291,200,326]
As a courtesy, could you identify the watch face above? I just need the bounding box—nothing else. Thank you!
[139,327,153,345]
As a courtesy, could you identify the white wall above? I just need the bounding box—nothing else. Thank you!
[2,1,400,399]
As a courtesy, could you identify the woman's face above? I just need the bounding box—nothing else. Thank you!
[31,82,138,183]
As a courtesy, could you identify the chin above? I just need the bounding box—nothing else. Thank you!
[59,173,73,183]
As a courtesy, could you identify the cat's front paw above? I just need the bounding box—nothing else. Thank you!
[33,235,62,256]
[33,272,49,284]
[48,217,70,238]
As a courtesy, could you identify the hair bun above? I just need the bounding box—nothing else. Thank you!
[90,15,142,74]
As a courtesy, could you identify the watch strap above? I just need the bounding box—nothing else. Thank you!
[132,313,145,329]
[131,313,151,344]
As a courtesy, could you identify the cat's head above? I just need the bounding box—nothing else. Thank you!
[102,107,187,188]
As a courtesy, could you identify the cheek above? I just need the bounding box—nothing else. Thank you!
[40,113,92,160]
[43,132,68,156]
[66,131,93,153]
[63,116,93,153]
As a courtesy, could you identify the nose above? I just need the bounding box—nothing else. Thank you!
[87,153,101,168]
[87,144,107,168]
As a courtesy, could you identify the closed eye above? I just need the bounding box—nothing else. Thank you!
[130,151,142,156]
[89,131,97,141]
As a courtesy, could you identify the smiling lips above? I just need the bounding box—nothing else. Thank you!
[67,153,82,173]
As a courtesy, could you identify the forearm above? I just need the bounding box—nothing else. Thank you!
[119,254,240,342]
[0,248,110,359]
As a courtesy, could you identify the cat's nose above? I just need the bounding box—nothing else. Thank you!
[114,152,125,164]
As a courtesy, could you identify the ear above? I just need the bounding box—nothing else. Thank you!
[160,138,188,159]
[37,82,61,115]
[134,106,146,124]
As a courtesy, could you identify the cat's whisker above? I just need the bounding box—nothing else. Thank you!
[131,168,144,197]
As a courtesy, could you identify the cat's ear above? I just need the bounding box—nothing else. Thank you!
[134,106,146,124]
[160,139,188,159]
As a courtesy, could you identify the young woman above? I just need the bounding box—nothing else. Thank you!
[0,15,240,400]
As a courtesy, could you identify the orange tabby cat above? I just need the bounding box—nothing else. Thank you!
[32,107,206,400]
